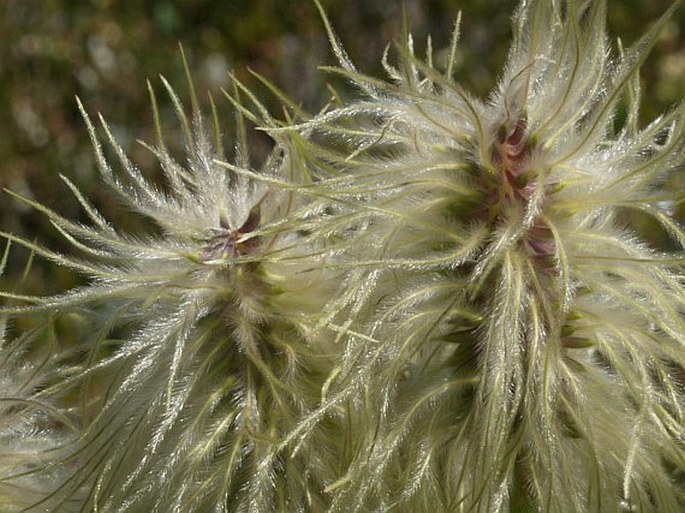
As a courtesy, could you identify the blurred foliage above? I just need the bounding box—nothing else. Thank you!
[0,0,683,294]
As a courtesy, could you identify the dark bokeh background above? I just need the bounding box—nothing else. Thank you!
[0,0,683,294]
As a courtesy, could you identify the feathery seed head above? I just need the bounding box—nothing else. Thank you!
[293,0,685,511]
[1,69,333,511]
[0,335,63,512]
[0,247,76,511]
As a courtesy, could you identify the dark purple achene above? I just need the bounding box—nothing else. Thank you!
[491,118,556,272]
[200,209,261,262]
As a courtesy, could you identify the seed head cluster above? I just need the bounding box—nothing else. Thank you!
[0,1,683,512]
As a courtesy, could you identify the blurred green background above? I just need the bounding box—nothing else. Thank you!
[0,0,683,294]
